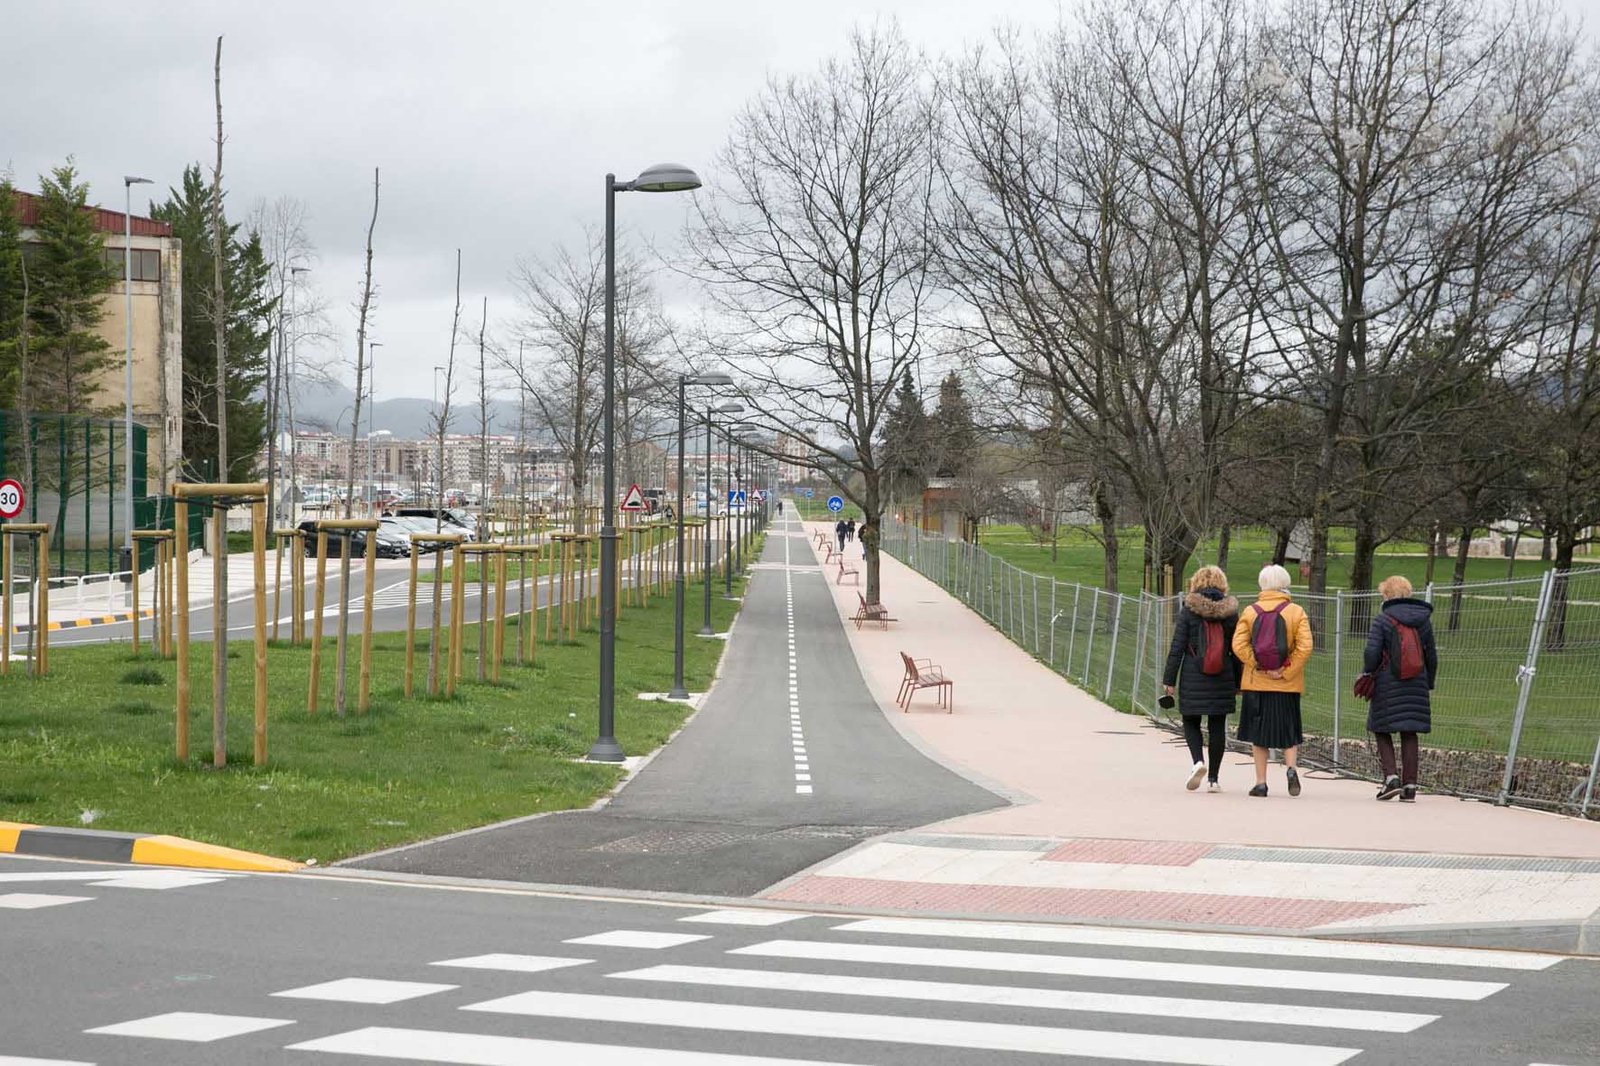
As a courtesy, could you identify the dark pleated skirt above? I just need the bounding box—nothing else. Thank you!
[1237,691,1303,748]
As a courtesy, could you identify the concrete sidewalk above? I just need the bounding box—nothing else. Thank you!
[770,518,1600,952]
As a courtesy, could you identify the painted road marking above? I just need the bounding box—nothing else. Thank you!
[0,893,93,909]
[680,910,809,926]
[564,931,710,950]
[85,1011,294,1042]
[0,870,228,889]
[273,978,458,1004]
[0,1058,96,1065]
[431,954,592,974]
[730,940,1508,1000]
[608,964,1439,1033]
[287,1026,871,1065]
[462,989,1360,1066]
[833,917,1564,971]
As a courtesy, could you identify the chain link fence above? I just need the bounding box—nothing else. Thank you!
[884,517,1600,820]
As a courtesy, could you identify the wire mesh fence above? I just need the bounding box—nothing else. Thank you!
[885,517,1600,820]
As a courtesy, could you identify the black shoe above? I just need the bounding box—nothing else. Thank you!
[1400,785,1418,803]
[1286,767,1302,797]
[1377,776,1403,801]
[1249,783,1268,797]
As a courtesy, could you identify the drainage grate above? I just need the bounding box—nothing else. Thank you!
[888,832,1058,852]
[588,828,760,855]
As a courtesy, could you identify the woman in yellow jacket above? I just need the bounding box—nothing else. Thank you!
[1231,564,1314,797]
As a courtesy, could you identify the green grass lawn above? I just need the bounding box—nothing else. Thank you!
[0,569,749,864]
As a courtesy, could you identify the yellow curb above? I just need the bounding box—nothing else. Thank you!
[129,835,303,873]
[0,821,37,853]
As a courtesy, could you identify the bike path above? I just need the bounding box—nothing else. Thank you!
[344,509,1005,896]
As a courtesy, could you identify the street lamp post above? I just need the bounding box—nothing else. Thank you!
[724,429,736,597]
[702,401,742,634]
[590,163,703,763]
[122,175,153,575]
[669,372,733,700]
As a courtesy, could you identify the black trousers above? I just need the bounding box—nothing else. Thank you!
[1183,714,1229,781]
[1375,731,1419,785]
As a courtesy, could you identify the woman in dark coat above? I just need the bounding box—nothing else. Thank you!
[1362,575,1439,802]
[1163,566,1242,793]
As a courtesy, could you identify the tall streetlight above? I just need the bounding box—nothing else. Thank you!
[668,372,733,700]
[702,400,743,634]
[589,163,703,764]
[122,175,153,574]
[724,427,737,598]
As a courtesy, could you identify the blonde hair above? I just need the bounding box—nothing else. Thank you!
[1258,564,1292,592]
[1188,566,1229,594]
[1379,575,1414,600]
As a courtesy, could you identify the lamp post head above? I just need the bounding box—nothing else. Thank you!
[714,401,745,416]
[630,163,702,193]
[124,176,153,186]
[683,371,734,387]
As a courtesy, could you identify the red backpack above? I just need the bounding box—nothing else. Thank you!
[1251,602,1290,671]
[1192,618,1227,676]
[1384,616,1425,680]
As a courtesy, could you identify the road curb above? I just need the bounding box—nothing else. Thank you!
[0,820,301,872]
[7,608,154,635]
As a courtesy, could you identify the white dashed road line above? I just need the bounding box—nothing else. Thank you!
[784,507,812,796]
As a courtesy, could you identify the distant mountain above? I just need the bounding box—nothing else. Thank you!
[287,381,535,440]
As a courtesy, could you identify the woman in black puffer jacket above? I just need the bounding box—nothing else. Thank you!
[1163,566,1242,793]
[1362,575,1439,803]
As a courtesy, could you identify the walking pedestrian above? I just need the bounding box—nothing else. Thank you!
[846,517,857,542]
[1360,575,1437,802]
[835,518,848,552]
[1232,564,1314,797]
[1162,566,1241,793]
[776,500,783,515]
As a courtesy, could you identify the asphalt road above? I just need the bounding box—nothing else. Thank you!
[345,509,1006,896]
[2,852,1596,1066]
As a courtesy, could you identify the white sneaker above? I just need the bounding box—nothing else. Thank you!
[1207,781,1222,793]
[1186,762,1206,791]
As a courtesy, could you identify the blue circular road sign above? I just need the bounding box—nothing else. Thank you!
[826,495,844,513]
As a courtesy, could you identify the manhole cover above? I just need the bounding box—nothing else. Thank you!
[588,828,758,855]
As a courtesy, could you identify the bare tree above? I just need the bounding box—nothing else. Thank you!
[432,250,463,528]
[210,36,229,484]
[939,0,1265,587]
[344,167,380,518]
[688,25,937,604]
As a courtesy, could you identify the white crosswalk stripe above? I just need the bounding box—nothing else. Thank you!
[81,910,1562,1065]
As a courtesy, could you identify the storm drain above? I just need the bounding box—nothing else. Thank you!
[588,824,891,856]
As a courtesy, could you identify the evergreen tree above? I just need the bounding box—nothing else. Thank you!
[880,371,934,501]
[152,165,272,481]
[0,179,23,411]
[931,371,978,478]
[26,164,114,416]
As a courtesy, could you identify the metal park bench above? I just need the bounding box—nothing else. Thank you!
[898,650,953,713]
[853,591,895,630]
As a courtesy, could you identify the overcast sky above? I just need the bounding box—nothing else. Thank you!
[4,0,1592,403]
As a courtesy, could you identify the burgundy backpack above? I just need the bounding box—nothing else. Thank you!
[1251,602,1290,672]
[1383,616,1425,681]
[1192,618,1228,676]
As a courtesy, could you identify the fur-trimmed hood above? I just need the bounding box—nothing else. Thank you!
[1185,589,1238,619]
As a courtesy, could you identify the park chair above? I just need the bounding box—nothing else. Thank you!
[853,591,895,630]
[837,556,860,585]
[898,650,953,713]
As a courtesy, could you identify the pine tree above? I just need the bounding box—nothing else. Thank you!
[880,371,934,501]
[0,179,23,411]
[932,371,978,478]
[152,164,272,481]
[27,164,114,416]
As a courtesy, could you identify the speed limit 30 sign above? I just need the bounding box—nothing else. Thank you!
[0,478,24,520]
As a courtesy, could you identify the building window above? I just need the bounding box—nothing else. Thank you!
[103,248,161,282]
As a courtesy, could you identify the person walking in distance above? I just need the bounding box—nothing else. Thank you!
[846,516,857,543]
[1232,564,1314,797]
[1361,575,1438,802]
[835,517,848,552]
[1162,566,1241,792]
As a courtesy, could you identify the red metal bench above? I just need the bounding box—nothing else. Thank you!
[898,650,952,713]
[853,591,895,630]
[836,556,860,585]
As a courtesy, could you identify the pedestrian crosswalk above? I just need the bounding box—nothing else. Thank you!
[60,907,1570,1065]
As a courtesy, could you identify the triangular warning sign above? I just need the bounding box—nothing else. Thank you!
[619,483,647,512]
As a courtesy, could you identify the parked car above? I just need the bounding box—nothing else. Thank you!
[394,507,479,542]
[297,520,411,559]
[382,515,448,552]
